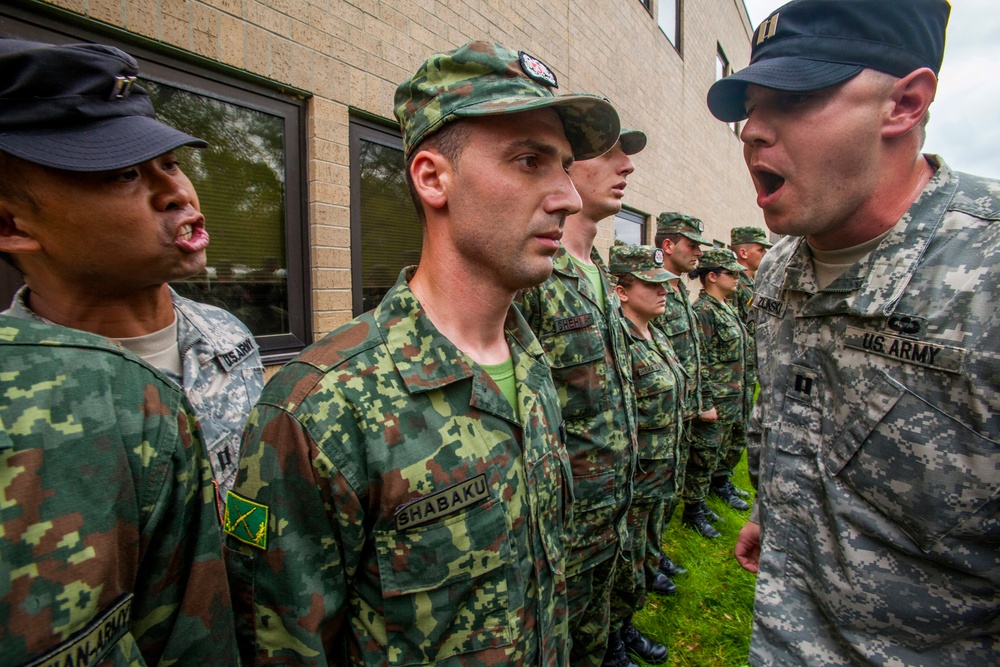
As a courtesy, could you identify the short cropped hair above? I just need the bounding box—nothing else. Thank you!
[404,121,471,225]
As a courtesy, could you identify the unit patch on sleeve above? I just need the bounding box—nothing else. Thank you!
[224,491,269,550]
[843,326,965,374]
[395,474,489,531]
[554,313,594,333]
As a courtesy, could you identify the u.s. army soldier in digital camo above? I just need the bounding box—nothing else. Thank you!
[0,39,263,503]
[708,0,1000,664]
[225,41,620,665]
[0,316,238,666]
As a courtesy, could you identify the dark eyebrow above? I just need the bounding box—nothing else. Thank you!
[506,138,574,168]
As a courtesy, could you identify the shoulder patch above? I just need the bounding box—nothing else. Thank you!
[224,491,269,550]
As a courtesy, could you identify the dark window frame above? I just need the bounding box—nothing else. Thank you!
[0,4,311,364]
[657,0,683,53]
[614,207,649,246]
[716,43,740,136]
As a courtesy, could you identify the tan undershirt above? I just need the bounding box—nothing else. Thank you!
[113,316,182,376]
[809,225,895,291]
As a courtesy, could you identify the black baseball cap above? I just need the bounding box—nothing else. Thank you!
[707,0,951,123]
[0,39,206,171]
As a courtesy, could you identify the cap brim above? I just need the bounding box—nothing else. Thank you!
[634,267,677,282]
[0,115,207,172]
[680,230,713,246]
[454,93,620,160]
[619,129,647,156]
[707,57,864,122]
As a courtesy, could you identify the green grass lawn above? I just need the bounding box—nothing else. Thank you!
[633,456,757,667]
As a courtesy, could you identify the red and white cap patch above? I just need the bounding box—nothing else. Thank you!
[519,51,558,88]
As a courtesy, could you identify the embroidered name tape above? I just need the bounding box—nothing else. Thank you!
[224,491,269,550]
[24,594,132,667]
[395,474,489,531]
[843,326,964,374]
[218,337,256,371]
[753,295,785,318]
[554,313,594,333]
[636,362,666,377]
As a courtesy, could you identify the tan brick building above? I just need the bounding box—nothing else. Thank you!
[1,0,762,364]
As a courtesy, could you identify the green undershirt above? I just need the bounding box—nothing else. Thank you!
[481,357,518,416]
[568,253,606,311]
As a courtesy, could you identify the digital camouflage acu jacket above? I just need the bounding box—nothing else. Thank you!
[749,158,1000,666]
[4,287,264,500]
[626,320,686,501]
[0,316,238,667]
[516,245,637,575]
[692,291,751,424]
[225,269,571,666]
[653,279,703,419]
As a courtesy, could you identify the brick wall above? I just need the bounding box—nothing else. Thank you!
[39,0,762,338]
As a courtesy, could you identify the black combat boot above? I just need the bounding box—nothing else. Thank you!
[711,477,750,510]
[659,553,688,577]
[682,502,721,539]
[703,502,723,522]
[601,629,639,667]
[727,479,751,499]
[651,572,677,595]
[621,617,669,665]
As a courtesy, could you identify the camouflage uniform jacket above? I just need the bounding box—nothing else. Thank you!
[0,316,238,667]
[653,279,703,419]
[728,271,758,387]
[4,286,264,498]
[626,320,685,501]
[692,292,750,424]
[748,158,1000,666]
[225,268,572,666]
[516,245,637,575]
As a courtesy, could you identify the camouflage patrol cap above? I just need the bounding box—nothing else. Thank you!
[656,212,712,246]
[610,244,678,283]
[730,226,773,247]
[699,247,745,273]
[394,41,620,160]
[618,128,647,156]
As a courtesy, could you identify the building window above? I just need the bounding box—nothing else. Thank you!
[658,0,681,49]
[349,118,422,316]
[717,45,739,135]
[638,0,651,12]
[614,208,648,246]
[0,7,310,363]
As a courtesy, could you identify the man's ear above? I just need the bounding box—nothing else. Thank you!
[735,246,749,260]
[615,283,628,303]
[883,68,937,140]
[409,149,452,213]
[0,201,42,256]
[660,238,674,256]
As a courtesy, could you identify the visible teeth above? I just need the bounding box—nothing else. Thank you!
[179,224,193,241]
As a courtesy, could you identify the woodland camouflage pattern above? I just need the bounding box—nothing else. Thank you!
[4,287,264,499]
[0,316,237,666]
[226,268,571,666]
[749,158,1000,666]
[653,279,702,420]
[393,41,619,160]
[683,291,750,502]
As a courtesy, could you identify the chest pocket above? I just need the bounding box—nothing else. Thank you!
[375,497,515,665]
[713,324,743,363]
[540,325,608,421]
[634,365,677,432]
[824,370,1000,552]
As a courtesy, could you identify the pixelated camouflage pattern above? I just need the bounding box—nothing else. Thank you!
[609,243,676,282]
[653,279,703,420]
[655,212,712,246]
[226,268,571,666]
[517,245,637,576]
[749,157,1000,666]
[0,316,238,666]
[3,287,265,500]
[393,41,619,160]
[729,225,772,247]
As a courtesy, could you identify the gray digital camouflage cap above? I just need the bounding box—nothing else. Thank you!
[610,244,677,282]
[730,226,773,247]
[394,41,620,160]
[656,212,712,246]
[699,247,745,273]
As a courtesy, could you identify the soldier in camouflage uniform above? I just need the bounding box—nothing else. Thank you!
[224,42,621,665]
[709,1,1000,664]
[606,245,686,667]
[0,39,263,502]
[708,225,772,506]
[653,213,718,541]
[0,315,238,666]
[517,128,643,667]
[684,249,751,534]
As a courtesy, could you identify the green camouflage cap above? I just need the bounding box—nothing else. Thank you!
[618,128,647,156]
[394,41,620,160]
[656,212,712,246]
[700,247,745,273]
[610,244,678,282]
[730,225,773,247]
